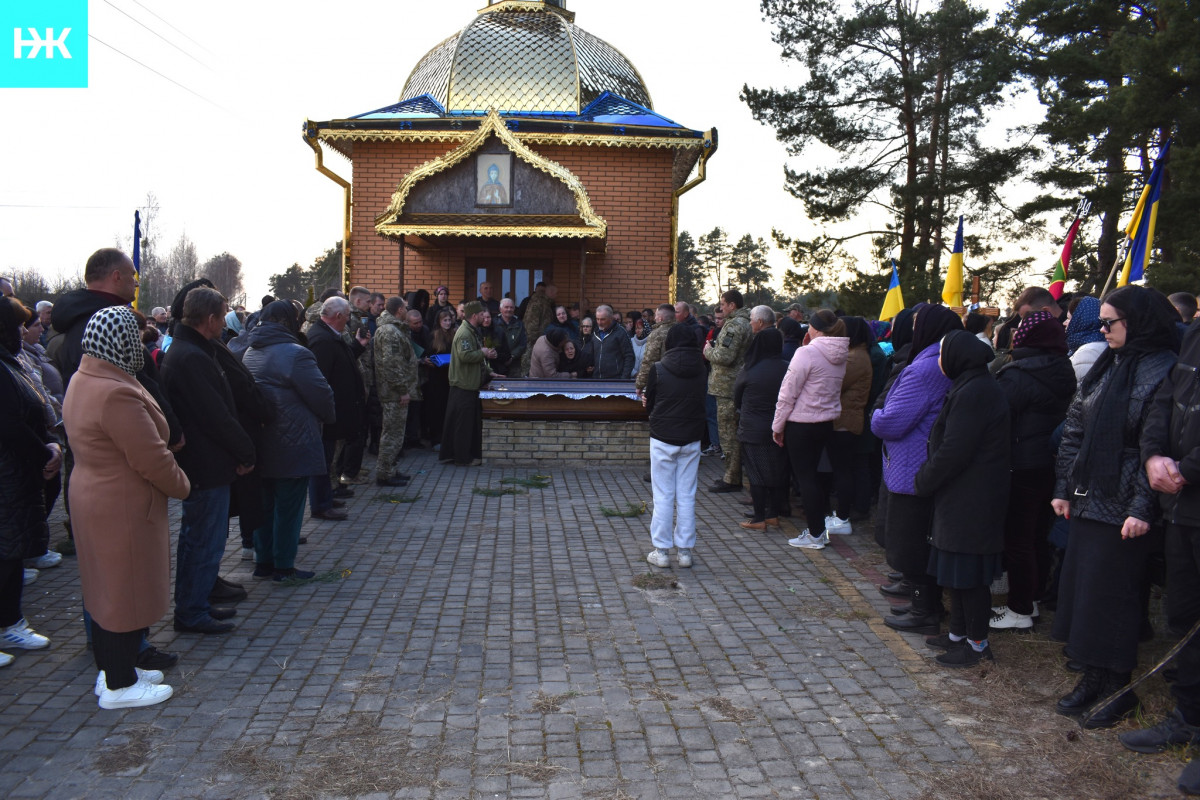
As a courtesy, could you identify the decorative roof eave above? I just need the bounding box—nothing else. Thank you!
[377,214,604,241]
[373,109,607,239]
[317,128,711,161]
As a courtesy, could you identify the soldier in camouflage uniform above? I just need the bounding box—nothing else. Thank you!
[374,296,419,486]
[521,282,558,374]
[703,289,753,492]
[635,304,677,393]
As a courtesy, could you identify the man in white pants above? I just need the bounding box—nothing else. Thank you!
[643,325,708,568]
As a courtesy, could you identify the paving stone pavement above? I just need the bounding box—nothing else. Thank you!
[1,448,978,799]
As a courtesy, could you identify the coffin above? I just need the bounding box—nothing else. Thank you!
[480,378,646,420]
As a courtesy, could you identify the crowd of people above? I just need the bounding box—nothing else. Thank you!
[6,254,1200,792]
[636,283,1200,793]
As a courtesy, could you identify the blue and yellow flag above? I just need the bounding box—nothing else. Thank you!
[879,259,905,321]
[132,210,141,310]
[942,216,964,307]
[1118,140,1171,287]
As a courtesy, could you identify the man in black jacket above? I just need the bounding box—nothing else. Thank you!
[162,287,256,635]
[643,325,707,570]
[308,296,370,520]
[1129,320,1200,781]
[591,304,635,379]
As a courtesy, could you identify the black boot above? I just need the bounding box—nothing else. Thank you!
[1056,665,1105,716]
[884,586,940,634]
[1082,671,1139,729]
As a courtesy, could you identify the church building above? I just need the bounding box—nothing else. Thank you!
[303,0,716,311]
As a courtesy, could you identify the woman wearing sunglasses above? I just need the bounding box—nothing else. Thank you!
[1051,285,1180,728]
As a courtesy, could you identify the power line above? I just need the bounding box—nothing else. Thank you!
[103,0,213,71]
[0,204,119,209]
[88,34,227,112]
[129,0,213,55]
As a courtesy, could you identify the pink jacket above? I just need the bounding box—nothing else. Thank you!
[772,336,849,432]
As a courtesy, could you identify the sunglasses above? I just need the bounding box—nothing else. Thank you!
[1099,317,1126,332]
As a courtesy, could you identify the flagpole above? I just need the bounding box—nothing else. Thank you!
[1099,242,1130,299]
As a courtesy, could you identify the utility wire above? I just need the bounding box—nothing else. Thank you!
[103,0,213,71]
[129,0,214,55]
[0,204,119,209]
[89,34,227,112]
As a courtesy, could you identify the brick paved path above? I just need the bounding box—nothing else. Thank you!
[1,449,976,799]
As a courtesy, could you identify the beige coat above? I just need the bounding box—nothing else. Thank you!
[529,335,570,378]
[64,356,190,632]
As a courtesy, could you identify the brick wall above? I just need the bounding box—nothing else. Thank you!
[482,419,650,466]
[348,140,677,311]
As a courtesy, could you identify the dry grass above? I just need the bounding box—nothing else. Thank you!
[491,756,567,782]
[700,696,756,723]
[646,685,678,702]
[223,714,461,799]
[632,572,678,590]
[583,785,637,800]
[531,690,579,714]
[95,724,160,776]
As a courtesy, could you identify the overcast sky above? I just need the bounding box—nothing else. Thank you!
[1,0,1035,301]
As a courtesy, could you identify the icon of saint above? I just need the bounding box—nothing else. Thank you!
[478,162,508,205]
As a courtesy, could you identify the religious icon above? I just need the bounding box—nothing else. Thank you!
[476,153,513,207]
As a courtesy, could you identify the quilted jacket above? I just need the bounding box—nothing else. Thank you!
[871,344,952,495]
[242,322,335,479]
[1054,349,1176,525]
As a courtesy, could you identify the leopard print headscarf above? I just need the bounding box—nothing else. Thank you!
[81,306,144,376]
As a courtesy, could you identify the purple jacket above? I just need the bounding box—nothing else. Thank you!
[870,344,952,495]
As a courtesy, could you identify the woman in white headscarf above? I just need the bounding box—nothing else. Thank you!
[64,306,190,709]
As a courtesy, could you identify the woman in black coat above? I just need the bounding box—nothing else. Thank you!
[1051,285,1179,728]
[734,328,790,528]
[914,329,1011,668]
[0,298,58,664]
[992,311,1076,631]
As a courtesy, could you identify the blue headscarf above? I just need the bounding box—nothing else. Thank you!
[1065,296,1104,354]
[224,310,243,334]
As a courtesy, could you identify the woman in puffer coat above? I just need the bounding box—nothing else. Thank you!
[772,309,848,550]
[991,311,1076,632]
[914,330,1010,668]
[1051,285,1179,729]
[870,305,963,633]
[242,301,336,582]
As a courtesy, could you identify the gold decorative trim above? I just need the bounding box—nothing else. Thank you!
[319,128,706,150]
[374,108,606,238]
[379,223,599,239]
[480,1,575,23]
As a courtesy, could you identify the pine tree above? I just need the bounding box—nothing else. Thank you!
[674,231,705,306]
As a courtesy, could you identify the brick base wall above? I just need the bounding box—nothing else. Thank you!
[482,419,650,466]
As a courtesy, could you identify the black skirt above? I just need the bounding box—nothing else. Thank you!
[741,441,788,488]
[1052,516,1156,672]
[885,491,934,578]
[927,547,1003,590]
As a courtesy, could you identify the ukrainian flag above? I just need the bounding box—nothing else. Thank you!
[1118,140,1171,287]
[132,210,141,310]
[879,259,905,321]
[942,216,964,307]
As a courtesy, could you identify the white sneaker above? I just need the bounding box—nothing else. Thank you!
[25,551,62,569]
[677,548,693,568]
[824,516,853,535]
[22,569,38,585]
[94,668,165,697]
[0,651,12,668]
[241,547,254,561]
[991,601,1039,618]
[646,549,671,568]
[989,606,1034,631]
[788,530,830,550]
[98,676,173,710]
[1,619,49,650]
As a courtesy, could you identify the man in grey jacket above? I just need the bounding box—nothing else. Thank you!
[590,305,634,379]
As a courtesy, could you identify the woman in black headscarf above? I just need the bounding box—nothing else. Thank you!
[1051,285,1179,728]
[734,328,790,529]
[914,330,1010,667]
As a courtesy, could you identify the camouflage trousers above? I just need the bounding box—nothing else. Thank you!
[377,398,409,479]
[715,396,741,485]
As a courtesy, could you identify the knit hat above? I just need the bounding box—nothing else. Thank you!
[1012,309,1067,354]
[82,306,144,376]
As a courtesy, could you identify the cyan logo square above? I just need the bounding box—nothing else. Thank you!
[0,0,88,88]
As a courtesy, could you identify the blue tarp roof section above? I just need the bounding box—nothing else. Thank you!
[346,92,686,128]
[351,94,446,119]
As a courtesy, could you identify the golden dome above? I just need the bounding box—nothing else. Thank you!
[401,1,653,114]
